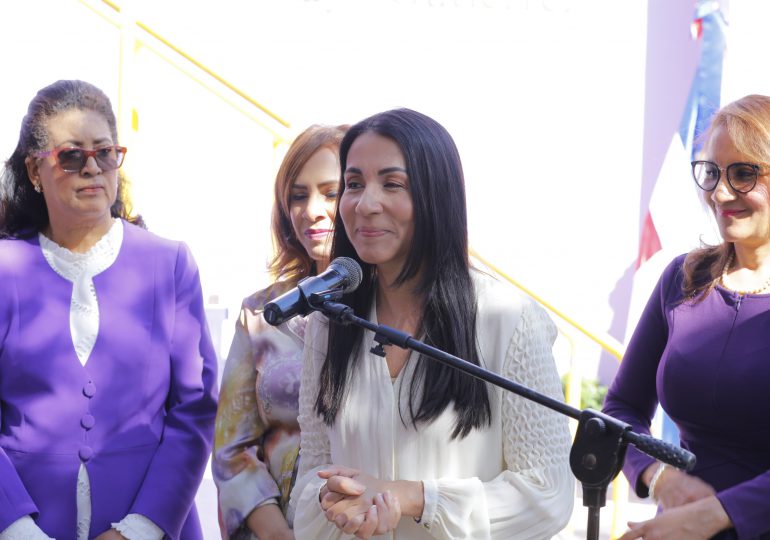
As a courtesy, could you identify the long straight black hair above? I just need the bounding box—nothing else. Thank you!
[314,108,491,439]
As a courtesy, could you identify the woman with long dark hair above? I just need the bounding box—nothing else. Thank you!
[290,108,573,539]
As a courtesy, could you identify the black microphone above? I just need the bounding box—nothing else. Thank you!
[263,257,363,326]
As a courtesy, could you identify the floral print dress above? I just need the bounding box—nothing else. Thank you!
[213,283,305,539]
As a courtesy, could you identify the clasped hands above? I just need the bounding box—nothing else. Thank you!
[618,465,731,540]
[318,465,401,539]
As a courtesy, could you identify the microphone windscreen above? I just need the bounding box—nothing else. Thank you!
[329,257,363,293]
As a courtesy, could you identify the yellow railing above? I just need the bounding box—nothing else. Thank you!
[77,0,291,148]
[470,248,624,360]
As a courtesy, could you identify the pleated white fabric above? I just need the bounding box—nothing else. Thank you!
[290,270,575,540]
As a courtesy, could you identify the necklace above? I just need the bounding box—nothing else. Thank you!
[721,252,770,295]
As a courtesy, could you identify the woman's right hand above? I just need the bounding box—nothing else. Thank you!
[324,490,401,539]
[317,466,401,538]
[619,495,732,540]
[347,491,401,539]
[645,463,716,509]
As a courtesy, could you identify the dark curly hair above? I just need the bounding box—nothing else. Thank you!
[0,79,143,238]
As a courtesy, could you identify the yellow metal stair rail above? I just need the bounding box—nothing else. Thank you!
[76,0,291,149]
[470,248,624,361]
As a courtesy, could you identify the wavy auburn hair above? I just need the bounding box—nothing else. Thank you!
[268,124,348,284]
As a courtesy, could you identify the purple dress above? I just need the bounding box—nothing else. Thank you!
[603,254,770,539]
[0,222,218,540]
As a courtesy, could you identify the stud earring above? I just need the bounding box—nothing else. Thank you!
[33,183,42,193]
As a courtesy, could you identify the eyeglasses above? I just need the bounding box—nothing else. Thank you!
[34,145,127,173]
[691,160,762,194]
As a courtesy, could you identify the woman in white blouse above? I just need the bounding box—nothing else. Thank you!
[289,108,574,539]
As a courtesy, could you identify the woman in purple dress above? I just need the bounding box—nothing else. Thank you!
[0,80,218,539]
[212,124,348,540]
[604,94,770,539]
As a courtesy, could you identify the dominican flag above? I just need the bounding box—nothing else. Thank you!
[625,1,728,441]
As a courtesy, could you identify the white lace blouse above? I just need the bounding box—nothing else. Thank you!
[290,270,575,539]
[0,220,163,540]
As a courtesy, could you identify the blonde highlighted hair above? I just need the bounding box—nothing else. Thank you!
[683,94,770,300]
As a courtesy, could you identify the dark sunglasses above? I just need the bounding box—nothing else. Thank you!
[34,145,127,173]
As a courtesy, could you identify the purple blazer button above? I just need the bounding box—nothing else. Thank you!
[83,382,96,398]
[78,446,94,461]
[81,414,95,430]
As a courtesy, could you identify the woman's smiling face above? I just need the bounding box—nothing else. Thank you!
[340,131,414,279]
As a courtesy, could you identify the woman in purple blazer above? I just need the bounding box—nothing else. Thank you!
[0,80,218,540]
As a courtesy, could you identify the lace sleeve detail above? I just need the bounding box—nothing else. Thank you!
[423,296,574,539]
[286,313,333,528]
[296,314,332,478]
[0,517,52,540]
[112,514,164,540]
[502,300,572,476]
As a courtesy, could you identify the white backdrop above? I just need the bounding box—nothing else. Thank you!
[1,0,647,354]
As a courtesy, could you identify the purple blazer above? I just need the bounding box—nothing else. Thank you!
[0,222,218,540]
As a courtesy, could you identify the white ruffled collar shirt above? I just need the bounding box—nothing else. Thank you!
[40,219,124,366]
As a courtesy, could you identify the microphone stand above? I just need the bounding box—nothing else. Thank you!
[305,292,695,540]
